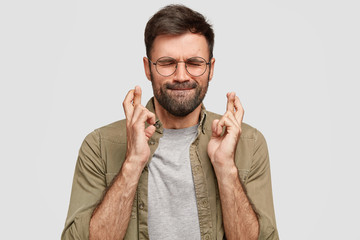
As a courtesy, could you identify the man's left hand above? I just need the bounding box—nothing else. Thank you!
[207,92,244,177]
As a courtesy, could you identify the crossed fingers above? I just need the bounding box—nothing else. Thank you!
[226,92,244,124]
[123,86,141,119]
[123,86,156,128]
[213,92,244,136]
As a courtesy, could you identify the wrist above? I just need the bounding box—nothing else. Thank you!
[214,164,239,185]
[120,157,146,181]
[126,151,149,167]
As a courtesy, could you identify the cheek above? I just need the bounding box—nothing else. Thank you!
[152,73,171,84]
[151,76,167,89]
[197,76,209,87]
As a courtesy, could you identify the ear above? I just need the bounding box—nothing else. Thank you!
[208,58,215,81]
[143,57,152,81]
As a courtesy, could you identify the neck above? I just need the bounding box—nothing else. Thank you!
[154,98,202,129]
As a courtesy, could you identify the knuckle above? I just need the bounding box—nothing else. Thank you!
[140,110,148,117]
[134,104,143,111]
[224,111,232,117]
[131,121,141,130]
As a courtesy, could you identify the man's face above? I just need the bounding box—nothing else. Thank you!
[144,32,215,117]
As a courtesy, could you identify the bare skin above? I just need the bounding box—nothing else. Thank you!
[89,86,155,240]
[208,92,259,240]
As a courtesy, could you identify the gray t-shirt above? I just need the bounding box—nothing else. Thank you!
[148,125,201,240]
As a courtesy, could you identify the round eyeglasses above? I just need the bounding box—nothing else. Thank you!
[148,56,210,77]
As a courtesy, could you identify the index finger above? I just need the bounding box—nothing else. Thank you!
[133,85,142,106]
[123,89,135,119]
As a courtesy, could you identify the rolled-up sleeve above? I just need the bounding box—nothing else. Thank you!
[246,129,279,240]
[61,130,106,240]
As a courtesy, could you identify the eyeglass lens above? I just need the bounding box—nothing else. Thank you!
[155,57,207,77]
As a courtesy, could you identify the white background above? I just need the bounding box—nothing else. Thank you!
[1,0,359,239]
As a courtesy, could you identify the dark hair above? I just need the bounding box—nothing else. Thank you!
[144,4,214,59]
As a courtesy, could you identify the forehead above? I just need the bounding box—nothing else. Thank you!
[151,32,209,60]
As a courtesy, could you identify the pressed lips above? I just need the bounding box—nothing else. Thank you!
[165,82,197,91]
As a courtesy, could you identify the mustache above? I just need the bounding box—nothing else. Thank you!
[165,82,198,90]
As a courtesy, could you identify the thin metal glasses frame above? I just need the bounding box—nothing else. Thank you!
[148,56,211,77]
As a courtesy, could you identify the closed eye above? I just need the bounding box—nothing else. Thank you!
[157,58,177,66]
[187,59,205,66]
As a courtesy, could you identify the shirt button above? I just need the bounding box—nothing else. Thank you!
[139,203,144,210]
[149,140,155,145]
[204,234,210,240]
[154,122,160,129]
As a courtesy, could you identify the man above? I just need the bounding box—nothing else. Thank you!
[62,4,278,240]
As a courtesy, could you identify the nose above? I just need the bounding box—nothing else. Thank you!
[173,61,190,82]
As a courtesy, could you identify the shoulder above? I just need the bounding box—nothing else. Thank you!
[86,119,127,145]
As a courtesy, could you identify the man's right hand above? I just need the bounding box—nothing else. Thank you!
[89,86,155,240]
[123,86,156,167]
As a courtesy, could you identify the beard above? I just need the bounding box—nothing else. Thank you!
[151,73,209,117]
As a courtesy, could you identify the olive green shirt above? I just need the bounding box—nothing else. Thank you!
[62,98,279,240]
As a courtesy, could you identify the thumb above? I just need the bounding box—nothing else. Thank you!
[145,125,156,140]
